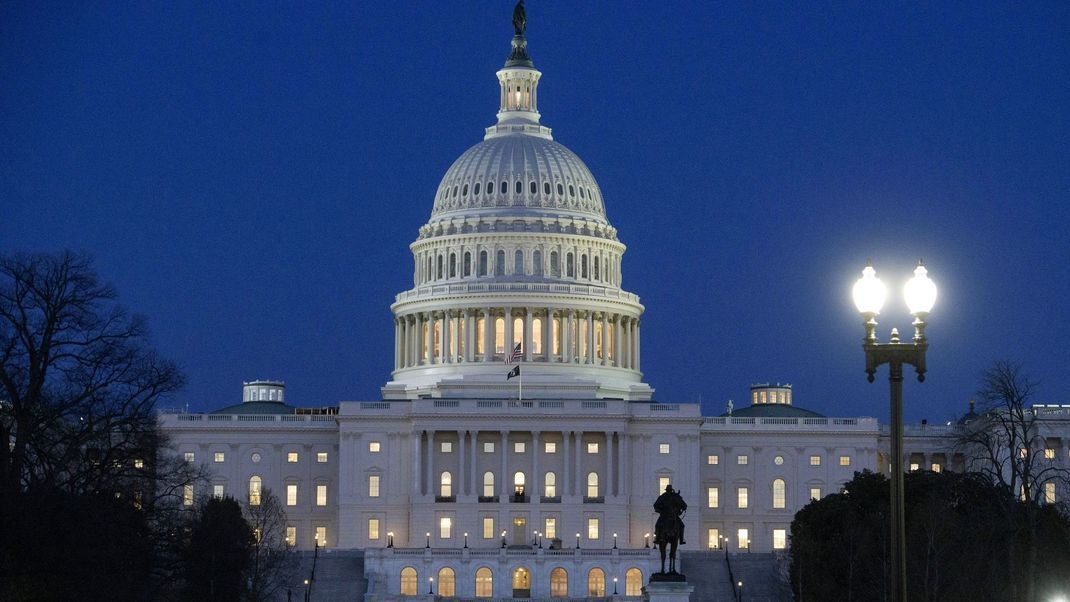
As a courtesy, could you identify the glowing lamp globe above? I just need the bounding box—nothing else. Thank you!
[852,264,887,315]
[904,263,937,315]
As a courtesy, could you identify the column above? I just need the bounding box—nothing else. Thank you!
[574,430,583,497]
[606,431,615,498]
[623,318,632,370]
[393,318,400,370]
[563,311,573,363]
[505,306,514,356]
[410,315,419,367]
[601,312,609,366]
[412,431,421,496]
[470,431,478,496]
[523,307,533,362]
[500,431,509,497]
[532,431,541,500]
[619,433,629,498]
[426,430,435,496]
[416,313,425,365]
[483,308,493,362]
[464,309,473,362]
[458,429,466,496]
[543,307,552,362]
[614,315,623,368]
[425,313,434,365]
[586,312,595,364]
[563,430,572,498]
[439,312,448,364]
[635,320,641,372]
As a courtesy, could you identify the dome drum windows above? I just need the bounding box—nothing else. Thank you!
[462,184,468,196]
[474,182,481,195]
[487,181,494,194]
[544,182,551,195]
[515,180,523,195]
[557,183,564,195]
[530,181,537,194]
[463,252,472,277]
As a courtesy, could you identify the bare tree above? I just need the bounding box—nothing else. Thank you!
[244,488,297,602]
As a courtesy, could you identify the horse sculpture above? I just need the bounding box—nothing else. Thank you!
[653,485,687,577]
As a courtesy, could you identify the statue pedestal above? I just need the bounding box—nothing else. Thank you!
[643,578,693,602]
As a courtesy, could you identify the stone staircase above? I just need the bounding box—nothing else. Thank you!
[680,551,791,602]
[293,549,366,602]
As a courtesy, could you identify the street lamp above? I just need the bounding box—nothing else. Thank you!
[613,577,618,595]
[644,532,650,548]
[463,532,468,549]
[426,532,431,548]
[576,532,581,549]
[853,260,936,602]
[613,533,618,549]
[428,576,434,595]
[387,531,394,548]
[737,580,743,602]
[501,530,507,548]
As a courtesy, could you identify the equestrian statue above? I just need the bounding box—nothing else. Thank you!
[653,484,687,578]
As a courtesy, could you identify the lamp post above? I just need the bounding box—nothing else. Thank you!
[576,532,581,549]
[613,532,618,549]
[464,532,468,549]
[502,530,507,549]
[426,532,431,549]
[853,260,937,602]
[737,580,743,602]
[613,577,618,595]
[644,532,650,548]
[428,576,434,595]
[387,531,394,548]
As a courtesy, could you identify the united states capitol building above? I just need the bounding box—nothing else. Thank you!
[158,7,1069,601]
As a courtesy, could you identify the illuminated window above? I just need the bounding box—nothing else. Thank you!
[441,441,452,453]
[438,568,455,597]
[659,443,670,454]
[839,456,851,467]
[183,484,194,506]
[512,316,523,347]
[550,567,568,598]
[249,476,262,506]
[476,317,485,354]
[483,472,495,497]
[772,479,786,509]
[315,527,326,547]
[134,458,144,469]
[707,454,719,465]
[213,484,225,498]
[659,476,671,494]
[544,472,557,497]
[587,568,605,597]
[368,518,380,540]
[707,486,719,508]
[287,451,299,463]
[587,443,599,454]
[910,463,920,471]
[514,471,526,495]
[514,442,525,453]
[931,463,942,473]
[483,441,495,453]
[587,472,599,497]
[1045,482,1056,504]
[810,487,821,500]
[214,452,224,463]
[737,487,748,509]
[773,529,787,550]
[184,452,195,463]
[708,528,720,549]
[439,516,452,539]
[545,441,556,453]
[368,442,380,453]
[810,455,821,466]
[587,518,599,540]
[1045,448,1056,460]
[545,517,557,539]
[494,318,505,353]
[482,517,494,539]
[401,567,418,596]
[737,455,749,465]
[316,484,327,506]
[285,526,296,547]
[475,567,493,598]
[737,528,750,549]
[317,452,328,463]
[532,317,543,354]
[286,484,297,506]
[440,472,452,497]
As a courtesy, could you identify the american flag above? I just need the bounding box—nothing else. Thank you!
[506,342,522,364]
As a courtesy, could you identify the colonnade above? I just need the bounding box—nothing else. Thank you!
[393,308,640,372]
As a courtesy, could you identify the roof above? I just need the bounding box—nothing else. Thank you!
[210,401,297,415]
[723,404,825,418]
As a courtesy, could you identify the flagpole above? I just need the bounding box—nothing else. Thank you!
[519,362,522,401]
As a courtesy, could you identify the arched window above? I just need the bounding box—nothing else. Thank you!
[513,317,523,350]
[422,322,429,359]
[514,471,526,495]
[581,255,588,279]
[401,567,418,596]
[566,253,574,278]
[593,256,600,280]
[550,251,559,276]
[449,253,457,278]
[587,472,599,498]
[530,181,537,194]
[452,185,458,198]
[532,317,543,354]
[462,184,468,196]
[438,568,456,597]
[494,318,505,354]
[544,182,551,195]
[495,250,505,276]
[483,472,495,497]
[440,471,452,497]
[433,321,441,357]
[544,472,557,497]
[437,255,444,279]
[474,182,480,195]
[569,184,575,197]
[533,250,542,275]
[773,478,786,509]
[514,249,524,274]
[487,181,494,194]
[587,568,605,597]
[552,317,561,356]
[475,567,493,598]
[500,181,507,195]
[476,317,485,355]
[595,321,603,359]
[557,183,564,195]
[579,186,585,199]
[515,180,522,194]
[550,567,568,598]
[463,251,472,277]
[479,250,488,276]
[513,567,531,596]
[248,475,262,506]
[625,568,643,596]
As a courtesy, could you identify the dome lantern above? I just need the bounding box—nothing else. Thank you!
[487,1,550,139]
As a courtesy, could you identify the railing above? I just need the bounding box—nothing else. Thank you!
[163,413,337,425]
[703,416,879,429]
[394,281,642,304]
[345,399,701,418]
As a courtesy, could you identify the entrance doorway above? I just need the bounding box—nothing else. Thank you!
[512,567,531,598]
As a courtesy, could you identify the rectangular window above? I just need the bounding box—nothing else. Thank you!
[659,443,670,454]
[483,442,495,453]
[213,484,225,499]
[285,526,296,547]
[1045,448,1056,460]
[316,484,327,506]
[659,476,671,494]
[545,517,557,539]
[369,442,381,453]
[287,484,297,506]
[1045,481,1056,504]
[587,518,599,540]
[315,527,326,547]
[587,442,599,454]
[514,442,525,453]
[839,456,851,466]
[287,451,299,463]
[737,487,749,509]
[439,516,452,539]
[931,463,942,473]
[368,518,380,540]
[183,484,194,506]
[708,527,720,549]
[214,452,225,463]
[910,463,920,471]
[809,487,821,500]
[134,458,144,469]
[707,454,719,465]
[545,442,556,453]
[737,455,749,465]
[184,452,195,463]
[369,475,380,498]
[773,529,787,550]
[441,441,453,453]
[810,455,821,466]
[737,528,750,549]
[707,486,719,508]
[317,452,328,463]
[483,517,494,539]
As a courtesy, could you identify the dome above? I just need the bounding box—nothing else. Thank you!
[430,135,607,223]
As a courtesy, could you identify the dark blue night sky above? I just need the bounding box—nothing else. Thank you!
[3,1,1068,422]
